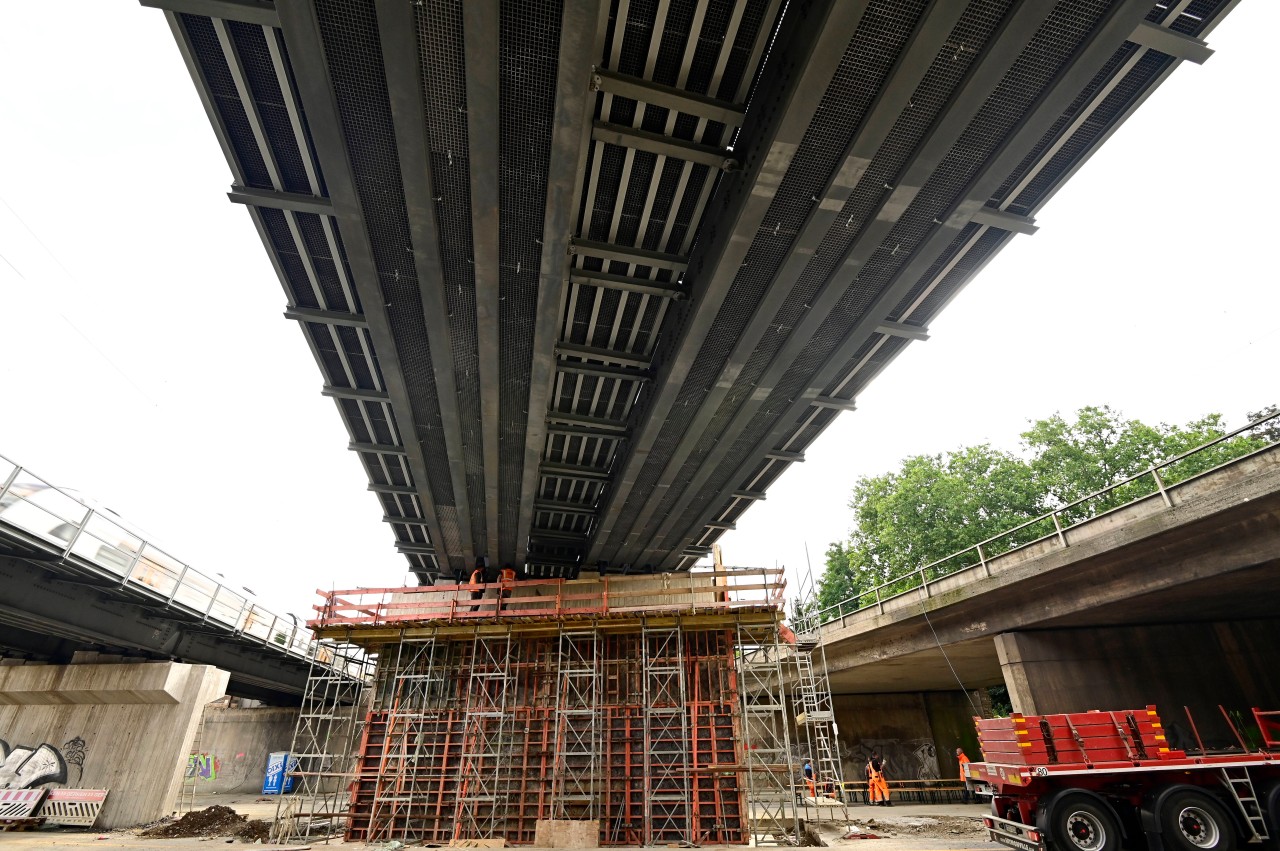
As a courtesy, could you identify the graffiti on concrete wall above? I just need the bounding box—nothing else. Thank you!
[186,753,220,781]
[0,736,87,789]
[837,737,940,781]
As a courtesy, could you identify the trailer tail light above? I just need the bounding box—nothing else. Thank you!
[983,818,994,829]
[1026,829,1041,842]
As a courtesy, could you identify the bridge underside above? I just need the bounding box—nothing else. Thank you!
[820,447,1280,695]
[149,0,1233,580]
[0,554,311,704]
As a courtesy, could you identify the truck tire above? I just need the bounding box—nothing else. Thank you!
[1047,794,1121,851]
[1158,790,1237,851]
[1261,783,1280,849]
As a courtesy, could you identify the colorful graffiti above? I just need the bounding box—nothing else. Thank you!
[0,736,87,789]
[185,753,220,781]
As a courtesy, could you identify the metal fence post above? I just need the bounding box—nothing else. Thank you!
[875,585,883,615]
[0,465,21,505]
[1151,465,1173,508]
[976,543,990,577]
[62,508,94,560]
[1051,511,1066,546]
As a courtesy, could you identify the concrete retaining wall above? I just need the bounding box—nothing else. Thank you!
[185,704,300,794]
[0,661,228,828]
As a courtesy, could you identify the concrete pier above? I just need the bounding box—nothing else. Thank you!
[0,661,228,828]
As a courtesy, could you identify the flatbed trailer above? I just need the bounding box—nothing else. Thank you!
[969,706,1280,851]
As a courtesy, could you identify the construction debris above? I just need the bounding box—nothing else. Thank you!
[140,804,267,839]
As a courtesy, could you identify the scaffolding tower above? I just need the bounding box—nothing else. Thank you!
[643,623,692,845]
[552,626,602,824]
[293,567,812,846]
[793,631,849,825]
[455,630,517,839]
[736,622,801,846]
[272,641,373,843]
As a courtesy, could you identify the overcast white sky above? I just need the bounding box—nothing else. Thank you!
[1,2,1277,618]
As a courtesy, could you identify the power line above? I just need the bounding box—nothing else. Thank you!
[0,193,160,407]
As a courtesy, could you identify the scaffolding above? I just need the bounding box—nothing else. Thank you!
[286,568,817,846]
[273,640,373,844]
[736,622,801,846]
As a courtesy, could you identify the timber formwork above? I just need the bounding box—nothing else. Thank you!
[304,568,801,846]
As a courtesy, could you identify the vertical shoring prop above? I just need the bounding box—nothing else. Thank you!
[553,623,603,826]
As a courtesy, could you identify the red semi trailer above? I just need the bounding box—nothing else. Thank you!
[969,706,1280,851]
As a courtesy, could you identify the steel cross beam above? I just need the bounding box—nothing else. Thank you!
[586,0,864,567]
[628,0,1061,567]
[513,0,611,567]
[275,1,454,577]
[601,0,985,567]
[650,0,1172,569]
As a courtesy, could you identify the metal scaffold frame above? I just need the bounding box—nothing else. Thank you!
[286,568,796,846]
[643,623,693,845]
[736,622,801,846]
[455,630,517,839]
[552,626,602,823]
[273,640,373,844]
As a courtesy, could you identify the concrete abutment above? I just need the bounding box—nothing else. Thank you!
[994,619,1280,745]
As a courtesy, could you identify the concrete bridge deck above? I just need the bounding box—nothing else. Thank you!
[816,443,1280,697]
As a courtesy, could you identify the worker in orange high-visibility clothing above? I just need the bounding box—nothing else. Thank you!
[466,562,487,612]
[956,747,973,802]
[498,565,517,612]
[865,753,890,806]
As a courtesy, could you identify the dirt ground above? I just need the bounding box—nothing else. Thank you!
[0,800,1001,851]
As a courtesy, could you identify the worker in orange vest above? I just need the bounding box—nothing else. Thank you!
[498,565,517,612]
[956,747,973,802]
[466,562,486,612]
[865,753,890,806]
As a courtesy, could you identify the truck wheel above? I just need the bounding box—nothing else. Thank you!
[1261,783,1280,849]
[1048,794,1121,851]
[1158,790,1237,851]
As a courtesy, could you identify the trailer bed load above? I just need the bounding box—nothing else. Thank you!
[970,706,1280,851]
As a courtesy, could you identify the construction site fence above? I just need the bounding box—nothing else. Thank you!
[804,409,1280,630]
[311,567,785,630]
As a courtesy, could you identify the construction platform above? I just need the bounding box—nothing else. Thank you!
[276,568,848,847]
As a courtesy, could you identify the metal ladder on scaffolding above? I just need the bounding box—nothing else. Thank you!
[1220,766,1269,843]
[736,622,800,846]
[643,623,692,846]
[792,631,848,824]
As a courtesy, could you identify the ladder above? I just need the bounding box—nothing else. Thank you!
[176,706,207,814]
[792,633,848,825]
[1220,766,1269,843]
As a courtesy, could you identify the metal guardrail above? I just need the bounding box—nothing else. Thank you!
[809,410,1280,628]
[311,567,786,629]
[0,452,361,676]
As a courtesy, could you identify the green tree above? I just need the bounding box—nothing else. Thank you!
[1246,404,1280,443]
[841,444,1042,593]
[818,405,1272,621]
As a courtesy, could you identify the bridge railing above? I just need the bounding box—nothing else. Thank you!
[806,410,1280,630]
[0,453,362,676]
[310,566,786,630]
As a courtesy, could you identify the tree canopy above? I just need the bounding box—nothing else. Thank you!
[815,405,1273,620]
